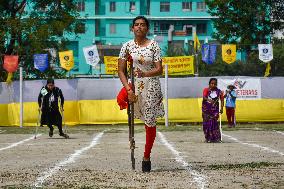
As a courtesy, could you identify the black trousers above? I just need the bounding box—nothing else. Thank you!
[41,109,63,134]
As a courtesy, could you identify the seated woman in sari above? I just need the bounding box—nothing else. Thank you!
[202,78,224,143]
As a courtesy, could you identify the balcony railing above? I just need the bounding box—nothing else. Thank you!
[152,30,189,36]
[153,30,168,35]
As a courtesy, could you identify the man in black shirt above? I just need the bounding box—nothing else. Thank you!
[38,78,69,138]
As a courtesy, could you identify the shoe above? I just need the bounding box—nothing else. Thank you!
[142,159,151,172]
[49,129,53,137]
[59,133,69,139]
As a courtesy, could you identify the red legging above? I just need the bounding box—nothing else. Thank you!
[226,107,235,126]
[144,125,156,159]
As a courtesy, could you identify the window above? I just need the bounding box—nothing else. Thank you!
[129,1,136,12]
[110,23,116,34]
[110,2,116,12]
[95,20,100,36]
[197,2,206,12]
[95,0,100,15]
[182,2,192,11]
[160,2,170,12]
[184,25,192,35]
[153,22,159,33]
[197,23,207,34]
[77,0,85,12]
[160,23,170,31]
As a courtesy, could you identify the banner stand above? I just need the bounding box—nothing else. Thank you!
[20,66,23,128]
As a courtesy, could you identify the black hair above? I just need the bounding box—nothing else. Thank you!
[209,78,217,84]
[47,78,54,84]
[132,16,149,29]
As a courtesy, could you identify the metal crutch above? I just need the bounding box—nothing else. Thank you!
[126,53,135,170]
[61,106,67,134]
[34,98,43,139]
[219,99,223,142]
[58,95,67,134]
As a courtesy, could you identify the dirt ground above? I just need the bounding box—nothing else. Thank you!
[0,124,283,189]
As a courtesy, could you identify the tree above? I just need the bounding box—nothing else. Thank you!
[270,0,284,33]
[0,0,83,81]
[270,39,284,76]
[205,0,284,46]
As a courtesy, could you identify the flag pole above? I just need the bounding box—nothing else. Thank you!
[195,54,199,77]
[165,64,169,127]
[192,26,199,77]
[19,66,23,128]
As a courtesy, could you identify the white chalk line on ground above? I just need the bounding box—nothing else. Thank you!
[0,130,6,134]
[222,133,284,156]
[157,132,207,189]
[0,134,42,152]
[33,131,105,188]
[273,130,284,136]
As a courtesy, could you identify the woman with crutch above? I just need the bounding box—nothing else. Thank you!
[202,78,224,143]
[38,78,69,138]
[118,16,164,172]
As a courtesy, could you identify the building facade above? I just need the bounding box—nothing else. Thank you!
[67,0,215,75]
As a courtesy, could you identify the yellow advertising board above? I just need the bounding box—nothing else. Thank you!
[104,56,119,75]
[162,56,194,75]
[104,56,194,76]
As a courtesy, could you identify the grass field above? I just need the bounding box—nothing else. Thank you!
[0,123,283,188]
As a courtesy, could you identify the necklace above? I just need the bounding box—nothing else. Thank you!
[134,38,147,46]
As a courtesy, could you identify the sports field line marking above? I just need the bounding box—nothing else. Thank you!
[0,130,6,134]
[222,133,284,156]
[33,131,104,188]
[273,130,284,136]
[0,134,42,152]
[158,132,207,189]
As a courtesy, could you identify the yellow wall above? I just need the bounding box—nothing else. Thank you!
[0,99,284,126]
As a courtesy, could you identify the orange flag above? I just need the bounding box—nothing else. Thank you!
[3,55,19,83]
[3,55,19,72]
